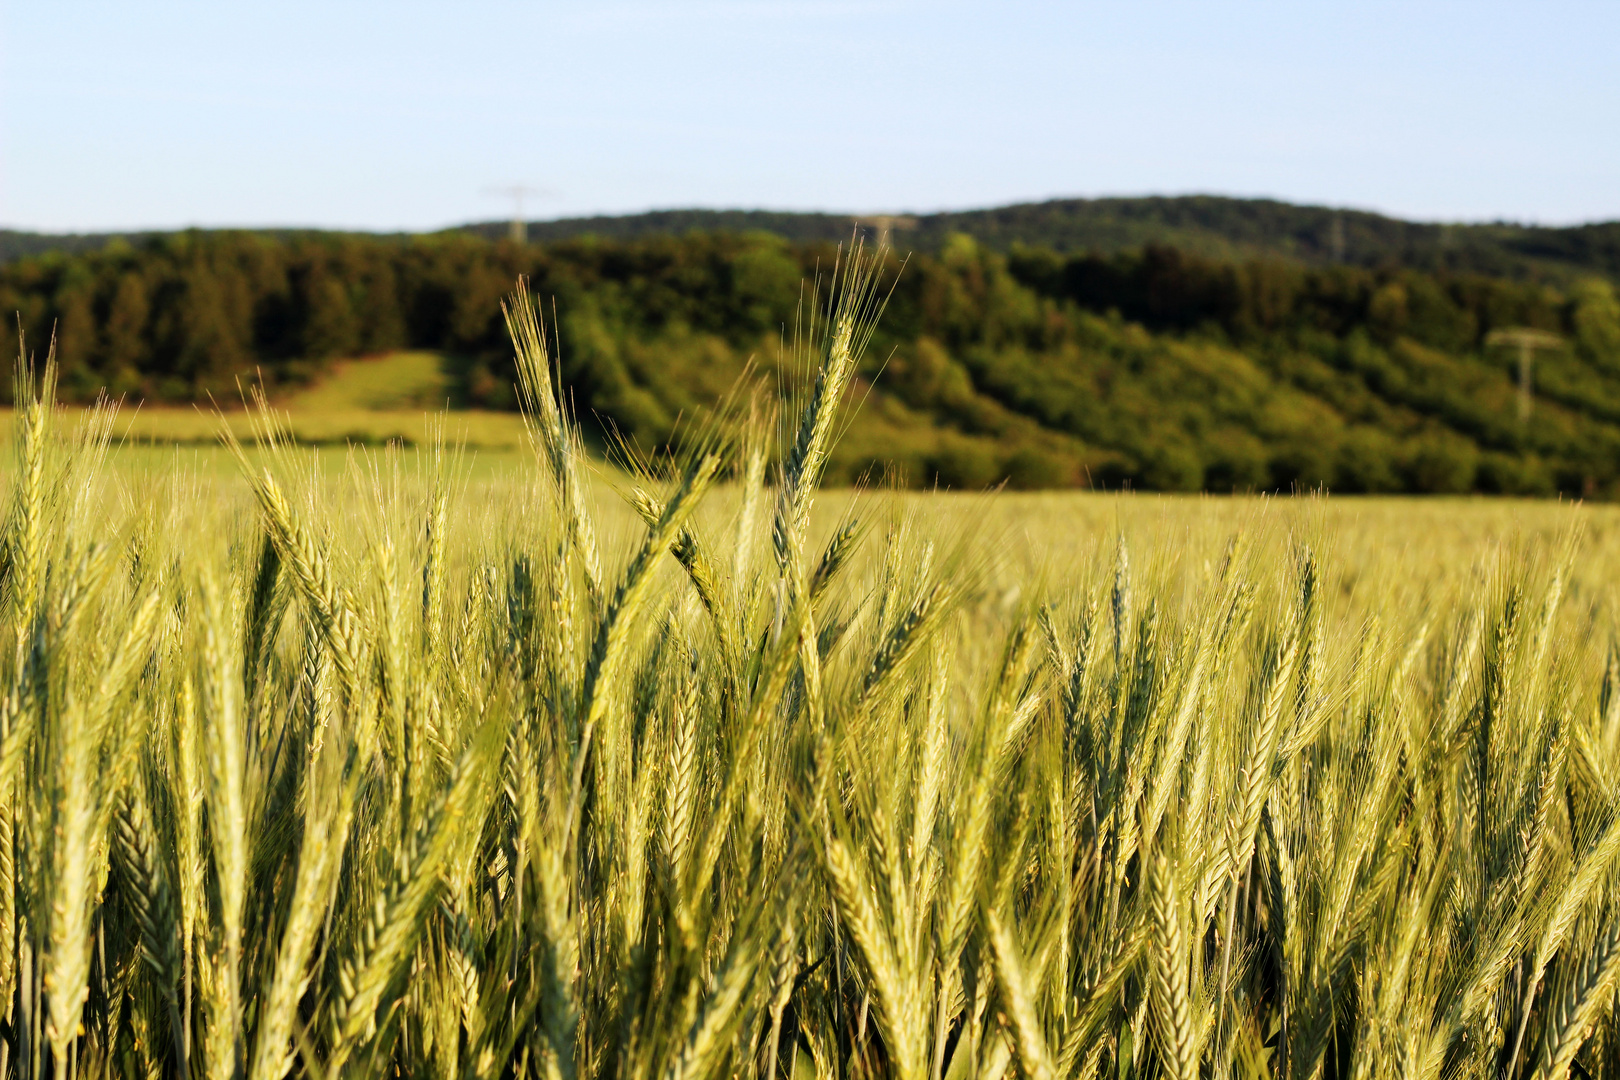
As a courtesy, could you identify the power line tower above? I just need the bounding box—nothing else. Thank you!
[853,214,917,249]
[1485,327,1563,425]
[483,185,547,244]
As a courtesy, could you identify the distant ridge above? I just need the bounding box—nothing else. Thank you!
[6,196,1620,281]
[460,197,1620,282]
[0,227,408,264]
[0,229,160,263]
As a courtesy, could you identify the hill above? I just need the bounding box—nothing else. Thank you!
[459,196,1620,283]
[0,227,409,264]
[1,229,150,263]
[8,195,1620,282]
[4,228,1620,496]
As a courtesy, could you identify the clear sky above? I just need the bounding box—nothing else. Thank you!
[2,1,1617,233]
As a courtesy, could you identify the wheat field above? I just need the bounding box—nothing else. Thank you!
[0,257,1618,1080]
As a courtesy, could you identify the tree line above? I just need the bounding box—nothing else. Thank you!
[4,228,1620,494]
[460,195,1620,281]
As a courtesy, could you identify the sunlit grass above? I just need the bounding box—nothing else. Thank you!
[0,350,531,450]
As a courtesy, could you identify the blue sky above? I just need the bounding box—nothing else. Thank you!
[2,1,1617,232]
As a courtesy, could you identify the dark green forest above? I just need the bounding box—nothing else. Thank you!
[5,226,1620,495]
[10,194,1620,279]
[461,197,1620,283]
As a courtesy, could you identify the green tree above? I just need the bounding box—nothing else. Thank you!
[1573,279,1620,369]
[101,270,151,394]
[302,270,361,359]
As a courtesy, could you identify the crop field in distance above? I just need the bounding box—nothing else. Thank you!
[0,350,530,454]
[0,257,1618,1080]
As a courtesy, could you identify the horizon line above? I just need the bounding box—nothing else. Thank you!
[4,192,1617,238]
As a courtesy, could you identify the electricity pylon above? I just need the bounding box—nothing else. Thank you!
[483,185,549,243]
[853,214,917,249]
[1485,327,1563,425]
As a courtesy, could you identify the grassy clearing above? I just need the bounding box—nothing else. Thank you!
[0,259,1618,1080]
[0,350,530,451]
[276,350,453,412]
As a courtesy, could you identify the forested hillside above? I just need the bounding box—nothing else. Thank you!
[469,196,1620,282]
[0,228,408,266]
[9,195,1620,280]
[5,228,1620,495]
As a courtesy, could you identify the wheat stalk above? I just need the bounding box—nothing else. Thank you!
[505,285,604,610]
[1150,851,1199,1080]
[1533,919,1620,1080]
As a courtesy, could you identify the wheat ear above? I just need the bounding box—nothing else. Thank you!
[505,284,604,609]
[1150,852,1199,1080]
[1532,920,1620,1080]
[985,907,1058,1080]
[327,718,501,1072]
[567,452,720,846]
[111,783,187,1078]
